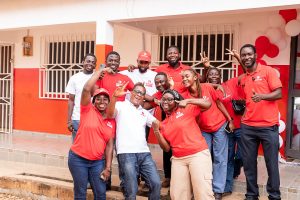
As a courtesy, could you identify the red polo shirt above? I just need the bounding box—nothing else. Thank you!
[96,73,134,101]
[71,103,116,160]
[240,64,282,127]
[216,77,244,129]
[155,62,191,90]
[160,105,208,157]
[181,83,226,132]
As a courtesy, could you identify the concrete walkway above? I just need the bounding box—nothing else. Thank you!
[0,131,300,199]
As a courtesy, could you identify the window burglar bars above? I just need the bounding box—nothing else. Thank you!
[39,33,95,99]
[151,23,239,82]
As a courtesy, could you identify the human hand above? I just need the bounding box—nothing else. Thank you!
[228,120,235,133]
[251,89,263,102]
[176,99,188,107]
[100,168,111,181]
[225,49,240,59]
[168,76,174,89]
[200,51,210,68]
[128,64,136,72]
[154,98,161,106]
[113,82,129,97]
[67,121,73,132]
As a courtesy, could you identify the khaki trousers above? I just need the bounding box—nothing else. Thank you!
[170,149,214,200]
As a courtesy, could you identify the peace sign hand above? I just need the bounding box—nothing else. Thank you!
[200,51,210,68]
[113,82,129,98]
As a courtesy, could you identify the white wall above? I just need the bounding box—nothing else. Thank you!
[0,23,95,68]
[0,0,299,30]
[117,11,292,65]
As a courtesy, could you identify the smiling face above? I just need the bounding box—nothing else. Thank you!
[166,47,180,67]
[93,94,109,113]
[161,92,177,115]
[130,85,146,107]
[181,70,197,88]
[82,55,96,74]
[240,46,257,70]
[155,74,170,92]
[137,60,150,73]
[207,68,221,84]
[106,54,120,72]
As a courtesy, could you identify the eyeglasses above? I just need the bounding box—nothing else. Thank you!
[133,89,146,96]
[161,97,175,103]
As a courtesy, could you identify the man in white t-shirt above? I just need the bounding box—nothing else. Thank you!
[107,82,161,199]
[66,53,96,142]
[121,50,157,141]
[121,51,157,97]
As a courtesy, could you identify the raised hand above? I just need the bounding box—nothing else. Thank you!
[168,76,174,89]
[200,51,210,68]
[225,49,240,59]
[128,64,136,72]
[113,81,129,98]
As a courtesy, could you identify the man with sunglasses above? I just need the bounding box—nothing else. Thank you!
[107,82,161,200]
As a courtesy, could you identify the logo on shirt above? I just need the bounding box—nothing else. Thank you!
[141,111,146,117]
[145,80,153,87]
[175,111,184,119]
[106,121,113,128]
[252,76,263,82]
[116,80,125,87]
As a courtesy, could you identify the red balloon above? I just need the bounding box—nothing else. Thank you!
[266,44,279,58]
[279,9,297,23]
[257,59,267,65]
[255,36,270,56]
[256,47,265,59]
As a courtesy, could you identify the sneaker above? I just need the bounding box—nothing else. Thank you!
[214,193,222,200]
[161,178,170,188]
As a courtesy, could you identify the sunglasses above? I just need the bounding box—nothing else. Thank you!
[133,89,146,96]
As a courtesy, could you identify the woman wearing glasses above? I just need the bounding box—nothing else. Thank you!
[153,89,214,200]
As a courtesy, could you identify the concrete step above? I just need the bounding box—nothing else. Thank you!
[0,173,169,200]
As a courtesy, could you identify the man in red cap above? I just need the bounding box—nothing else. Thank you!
[121,50,157,99]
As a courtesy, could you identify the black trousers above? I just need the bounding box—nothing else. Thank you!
[161,110,172,179]
[240,124,281,200]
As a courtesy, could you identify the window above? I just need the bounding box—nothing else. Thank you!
[39,33,95,99]
[152,24,239,82]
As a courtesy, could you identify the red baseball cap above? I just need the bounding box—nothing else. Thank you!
[93,88,110,98]
[137,51,151,62]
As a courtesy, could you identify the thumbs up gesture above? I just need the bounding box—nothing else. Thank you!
[251,89,263,102]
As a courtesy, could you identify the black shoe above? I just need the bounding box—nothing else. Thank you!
[244,196,259,200]
[214,193,222,200]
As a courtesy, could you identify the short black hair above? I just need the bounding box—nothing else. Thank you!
[167,45,180,53]
[240,44,256,54]
[155,72,168,78]
[82,53,97,62]
[133,82,146,91]
[106,51,120,61]
[163,89,184,101]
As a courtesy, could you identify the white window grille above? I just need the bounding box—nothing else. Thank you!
[39,33,96,99]
[151,24,239,82]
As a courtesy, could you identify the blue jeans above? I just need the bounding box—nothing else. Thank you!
[117,153,161,200]
[202,123,228,193]
[224,128,242,193]
[68,151,106,200]
[72,120,80,143]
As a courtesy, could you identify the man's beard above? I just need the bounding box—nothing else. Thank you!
[168,59,179,67]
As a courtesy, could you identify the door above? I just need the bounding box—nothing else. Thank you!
[0,43,13,134]
[286,34,300,159]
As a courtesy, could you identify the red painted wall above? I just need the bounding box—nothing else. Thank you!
[13,68,69,134]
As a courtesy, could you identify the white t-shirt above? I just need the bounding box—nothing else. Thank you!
[114,100,156,154]
[65,72,93,120]
[120,69,157,96]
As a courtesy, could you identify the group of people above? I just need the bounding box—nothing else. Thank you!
[66,44,282,200]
